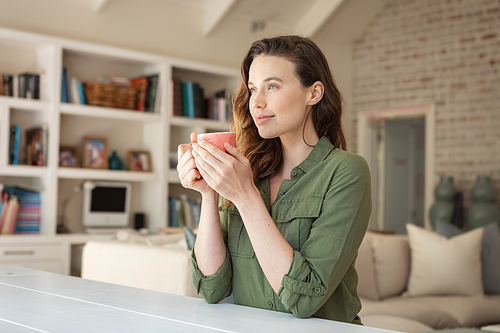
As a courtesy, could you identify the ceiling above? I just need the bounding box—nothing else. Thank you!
[92,0,350,37]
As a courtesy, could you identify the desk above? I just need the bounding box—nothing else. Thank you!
[0,266,396,333]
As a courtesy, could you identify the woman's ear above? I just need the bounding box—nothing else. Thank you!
[308,81,324,106]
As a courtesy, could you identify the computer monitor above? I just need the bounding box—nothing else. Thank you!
[82,182,131,228]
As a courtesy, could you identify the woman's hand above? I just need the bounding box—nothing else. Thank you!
[177,132,214,195]
[192,138,255,205]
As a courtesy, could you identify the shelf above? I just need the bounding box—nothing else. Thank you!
[0,27,238,244]
[0,96,50,112]
[0,165,48,178]
[60,103,161,123]
[169,115,230,131]
[57,168,158,182]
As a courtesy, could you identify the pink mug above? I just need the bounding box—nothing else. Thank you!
[197,132,236,153]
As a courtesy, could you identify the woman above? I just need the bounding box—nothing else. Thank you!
[177,35,371,324]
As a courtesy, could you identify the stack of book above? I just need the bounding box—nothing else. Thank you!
[0,72,44,99]
[172,78,231,121]
[168,195,201,230]
[61,66,86,105]
[18,73,41,99]
[0,186,41,234]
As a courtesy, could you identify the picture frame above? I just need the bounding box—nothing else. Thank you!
[59,145,79,167]
[82,136,108,169]
[128,150,152,172]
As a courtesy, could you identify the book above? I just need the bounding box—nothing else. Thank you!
[169,196,178,228]
[0,192,9,232]
[0,74,14,96]
[2,195,19,235]
[147,74,159,112]
[130,76,148,111]
[61,66,68,102]
[182,82,195,118]
[9,124,20,165]
[77,80,86,104]
[172,77,184,116]
[71,77,80,104]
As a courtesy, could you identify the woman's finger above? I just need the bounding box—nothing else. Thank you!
[193,150,215,184]
[178,143,193,162]
[196,139,233,163]
[224,142,246,163]
[190,132,198,143]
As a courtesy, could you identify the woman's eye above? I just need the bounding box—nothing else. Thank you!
[268,84,278,90]
[249,87,257,94]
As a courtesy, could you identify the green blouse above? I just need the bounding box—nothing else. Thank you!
[191,136,372,324]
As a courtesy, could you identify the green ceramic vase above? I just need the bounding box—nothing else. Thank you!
[108,150,124,170]
[429,175,455,229]
[466,175,500,229]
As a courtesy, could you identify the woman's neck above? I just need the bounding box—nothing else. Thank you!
[279,131,319,179]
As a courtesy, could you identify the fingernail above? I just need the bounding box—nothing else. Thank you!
[224,142,232,149]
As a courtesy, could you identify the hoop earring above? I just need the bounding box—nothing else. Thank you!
[302,107,316,148]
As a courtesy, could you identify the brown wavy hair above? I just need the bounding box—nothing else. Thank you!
[231,35,346,182]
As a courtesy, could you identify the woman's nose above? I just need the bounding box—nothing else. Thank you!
[251,90,266,109]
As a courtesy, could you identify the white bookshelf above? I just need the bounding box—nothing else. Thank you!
[0,27,237,274]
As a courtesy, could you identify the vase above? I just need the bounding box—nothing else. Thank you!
[108,150,124,170]
[429,176,456,229]
[466,175,500,229]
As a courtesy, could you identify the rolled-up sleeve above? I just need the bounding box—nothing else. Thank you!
[191,249,233,303]
[191,203,233,304]
[277,154,371,318]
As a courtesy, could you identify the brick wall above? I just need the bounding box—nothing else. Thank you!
[352,0,500,208]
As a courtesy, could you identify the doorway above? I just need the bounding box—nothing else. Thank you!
[383,117,425,233]
[357,104,435,232]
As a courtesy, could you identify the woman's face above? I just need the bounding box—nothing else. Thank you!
[248,55,314,141]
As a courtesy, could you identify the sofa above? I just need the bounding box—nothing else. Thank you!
[81,230,198,298]
[356,224,500,332]
[81,225,500,332]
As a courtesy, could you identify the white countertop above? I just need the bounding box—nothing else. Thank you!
[0,266,397,333]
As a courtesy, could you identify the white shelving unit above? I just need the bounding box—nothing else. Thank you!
[0,27,238,275]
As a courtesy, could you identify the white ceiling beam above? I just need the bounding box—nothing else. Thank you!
[93,0,111,13]
[294,0,347,37]
[203,0,239,37]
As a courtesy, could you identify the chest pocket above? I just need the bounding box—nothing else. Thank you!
[274,194,324,251]
[225,210,255,259]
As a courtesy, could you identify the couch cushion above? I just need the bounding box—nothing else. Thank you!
[355,233,380,301]
[406,223,484,296]
[360,295,500,330]
[370,233,411,299]
[362,315,433,333]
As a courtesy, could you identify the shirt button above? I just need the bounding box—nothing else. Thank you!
[279,192,284,197]
[314,287,322,294]
[291,170,297,177]
[267,301,273,308]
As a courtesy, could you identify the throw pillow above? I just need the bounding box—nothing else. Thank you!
[369,233,411,299]
[437,219,500,294]
[184,226,197,251]
[406,223,484,296]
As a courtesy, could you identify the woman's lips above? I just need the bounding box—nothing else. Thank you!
[255,115,274,125]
